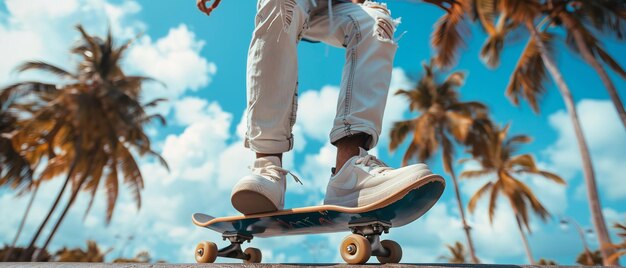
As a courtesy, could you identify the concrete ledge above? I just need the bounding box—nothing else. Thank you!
[0,263,614,268]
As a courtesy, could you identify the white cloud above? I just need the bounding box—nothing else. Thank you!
[0,0,147,84]
[297,86,339,142]
[603,208,624,224]
[5,0,79,20]
[126,25,217,116]
[543,99,626,200]
[162,99,232,183]
[298,142,336,201]
[172,97,227,126]
[126,24,215,96]
[380,68,413,145]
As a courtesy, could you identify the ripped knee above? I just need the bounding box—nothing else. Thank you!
[258,0,299,31]
[363,1,402,44]
[282,0,297,30]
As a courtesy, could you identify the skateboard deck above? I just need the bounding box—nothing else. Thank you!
[191,174,445,264]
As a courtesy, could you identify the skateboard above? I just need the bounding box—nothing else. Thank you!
[192,174,445,264]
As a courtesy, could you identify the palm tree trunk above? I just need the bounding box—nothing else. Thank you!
[514,213,535,264]
[449,170,480,264]
[3,184,40,262]
[439,130,479,264]
[19,156,79,261]
[560,15,626,129]
[37,174,88,258]
[37,156,95,259]
[526,21,617,266]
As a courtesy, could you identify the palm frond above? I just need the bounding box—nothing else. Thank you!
[472,0,498,34]
[538,171,566,185]
[105,162,119,223]
[431,1,471,69]
[508,154,538,171]
[480,26,506,68]
[401,142,419,167]
[468,181,493,213]
[460,169,494,179]
[487,179,501,224]
[499,0,541,24]
[505,32,552,113]
[118,144,144,210]
[414,114,439,161]
[512,174,550,222]
[389,120,415,152]
[15,61,75,79]
[445,111,472,142]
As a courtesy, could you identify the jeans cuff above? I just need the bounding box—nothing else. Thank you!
[244,135,294,154]
[329,124,379,150]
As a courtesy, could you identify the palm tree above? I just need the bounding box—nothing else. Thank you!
[460,124,566,264]
[54,240,111,262]
[0,246,51,262]
[438,241,468,263]
[548,1,626,128]
[389,61,490,263]
[576,249,603,265]
[480,2,619,264]
[537,258,557,265]
[423,1,620,264]
[2,25,168,261]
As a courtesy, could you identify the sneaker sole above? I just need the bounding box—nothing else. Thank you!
[231,190,279,215]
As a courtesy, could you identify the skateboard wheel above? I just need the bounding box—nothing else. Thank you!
[340,234,371,264]
[195,241,217,263]
[244,247,262,263]
[377,240,402,264]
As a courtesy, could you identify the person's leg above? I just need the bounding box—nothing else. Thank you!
[303,2,439,208]
[245,0,315,157]
[233,0,314,214]
[304,1,399,171]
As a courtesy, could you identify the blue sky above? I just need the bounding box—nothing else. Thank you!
[0,0,625,264]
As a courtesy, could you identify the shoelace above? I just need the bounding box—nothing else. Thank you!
[275,166,303,185]
[355,154,392,174]
[250,165,303,185]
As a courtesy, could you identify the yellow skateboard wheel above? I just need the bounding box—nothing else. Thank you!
[244,247,262,263]
[195,241,217,263]
[340,234,371,264]
[376,239,402,264]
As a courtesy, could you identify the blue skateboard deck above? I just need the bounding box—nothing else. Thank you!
[192,174,445,238]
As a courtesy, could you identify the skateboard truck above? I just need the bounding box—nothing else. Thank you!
[195,232,262,263]
[348,219,392,258]
[216,232,254,260]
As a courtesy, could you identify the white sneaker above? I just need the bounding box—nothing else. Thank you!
[323,148,434,207]
[231,156,301,214]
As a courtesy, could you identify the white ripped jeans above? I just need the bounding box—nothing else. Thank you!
[245,0,399,153]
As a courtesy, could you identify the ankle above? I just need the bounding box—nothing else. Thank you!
[333,133,370,174]
[256,153,283,165]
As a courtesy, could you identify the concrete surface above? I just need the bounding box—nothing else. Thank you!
[0,263,611,268]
